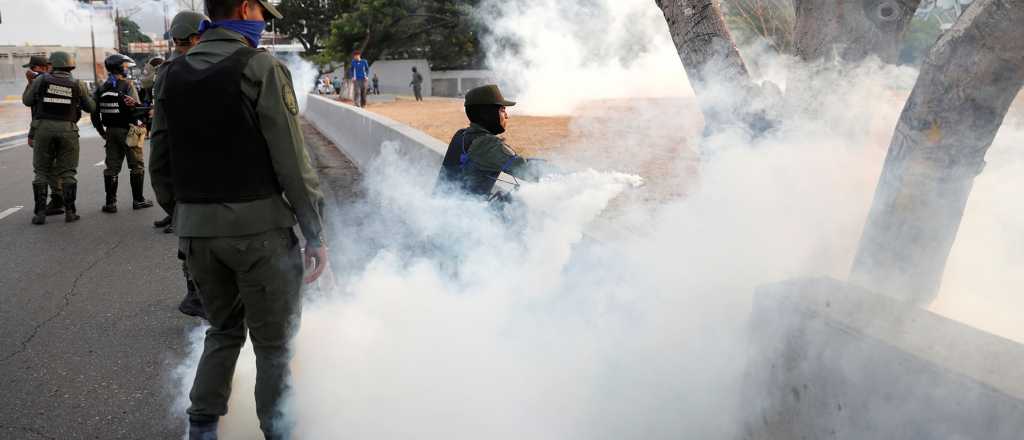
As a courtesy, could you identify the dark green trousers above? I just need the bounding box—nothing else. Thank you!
[181,228,304,436]
[102,127,144,176]
[32,128,80,186]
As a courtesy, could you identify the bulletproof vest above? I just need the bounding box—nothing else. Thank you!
[97,80,133,128]
[35,74,81,122]
[437,128,500,196]
[161,47,280,203]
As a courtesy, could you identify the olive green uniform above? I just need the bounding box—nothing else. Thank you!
[24,79,63,201]
[150,27,325,436]
[23,72,96,187]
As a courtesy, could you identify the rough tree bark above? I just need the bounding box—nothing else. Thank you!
[656,0,775,134]
[850,0,1024,305]
[792,0,923,63]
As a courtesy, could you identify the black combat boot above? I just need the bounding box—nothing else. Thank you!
[63,182,80,223]
[45,188,64,216]
[130,173,153,210]
[178,287,207,320]
[154,215,172,228]
[31,183,47,225]
[101,175,118,213]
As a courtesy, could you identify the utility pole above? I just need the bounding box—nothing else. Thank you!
[90,2,98,84]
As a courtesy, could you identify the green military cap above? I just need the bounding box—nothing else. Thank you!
[169,11,209,40]
[258,0,283,19]
[464,84,516,107]
[49,51,76,69]
[22,55,50,68]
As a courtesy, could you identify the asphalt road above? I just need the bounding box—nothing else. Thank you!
[0,122,362,439]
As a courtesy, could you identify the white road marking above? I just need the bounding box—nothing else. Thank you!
[0,206,24,221]
[0,143,24,152]
[94,160,105,167]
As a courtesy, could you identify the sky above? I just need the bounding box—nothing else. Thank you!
[0,0,202,48]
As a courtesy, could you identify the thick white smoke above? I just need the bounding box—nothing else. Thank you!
[170,1,1024,437]
[479,0,692,115]
[0,0,116,48]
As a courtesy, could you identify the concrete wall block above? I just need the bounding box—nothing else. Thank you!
[743,277,1024,439]
[304,94,446,172]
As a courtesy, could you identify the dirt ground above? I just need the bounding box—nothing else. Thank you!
[362,96,704,202]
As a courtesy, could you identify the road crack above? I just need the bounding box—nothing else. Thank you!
[0,237,126,363]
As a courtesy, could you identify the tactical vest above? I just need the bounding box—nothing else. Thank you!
[97,80,133,128]
[162,47,280,203]
[438,128,500,196]
[35,74,81,122]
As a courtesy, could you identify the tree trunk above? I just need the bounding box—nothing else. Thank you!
[655,0,774,135]
[792,0,922,63]
[850,0,1024,305]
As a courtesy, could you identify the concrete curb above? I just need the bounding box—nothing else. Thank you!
[304,94,447,171]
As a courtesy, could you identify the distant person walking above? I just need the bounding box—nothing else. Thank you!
[371,74,380,95]
[350,50,370,107]
[410,66,424,101]
[332,75,341,95]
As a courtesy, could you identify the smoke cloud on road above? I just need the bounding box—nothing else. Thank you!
[170,1,1024,438]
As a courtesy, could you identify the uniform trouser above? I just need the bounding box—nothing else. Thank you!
[28,126,62,195]
[32,127,80,186]
[182,228,304,435]
[413,85,423,101]
[103,127,144,176]
[354,79,367,107]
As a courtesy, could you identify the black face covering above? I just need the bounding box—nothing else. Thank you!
[465,104,505,135]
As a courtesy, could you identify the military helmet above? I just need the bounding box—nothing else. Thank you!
[464,84,516,107]
[104,54,136,75]
[169,11,209,40]
[49,51,75,69]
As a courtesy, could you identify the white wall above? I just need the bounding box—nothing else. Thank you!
[367,59,431,97]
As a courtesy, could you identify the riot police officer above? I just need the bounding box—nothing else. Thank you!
[22,51,96,224]
[92,53,153,213]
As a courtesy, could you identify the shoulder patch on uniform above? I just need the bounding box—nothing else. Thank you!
[283,82,299,115]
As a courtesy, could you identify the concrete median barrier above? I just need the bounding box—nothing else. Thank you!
[745,277,1024,439]
[304,94,446,171]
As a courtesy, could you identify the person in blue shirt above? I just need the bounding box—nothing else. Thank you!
[349,50,370,107]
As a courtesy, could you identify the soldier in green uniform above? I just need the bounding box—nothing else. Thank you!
[153,9,209,234]
[150,10,210,321]
[23,51,96,224]
[92,53,154,213]
[22,55,65,216]
[149,1,328,438]
[436,84,549,201]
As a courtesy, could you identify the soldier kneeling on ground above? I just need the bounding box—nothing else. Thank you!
[435,84,552,203]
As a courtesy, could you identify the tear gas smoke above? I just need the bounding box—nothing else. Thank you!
[172,1,1024,437]
[278,54,319,114]
[478,0,692,116]
[0,0,116,48]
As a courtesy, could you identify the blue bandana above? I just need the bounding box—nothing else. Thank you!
[198,19,265,48]
[107,74,119,87]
